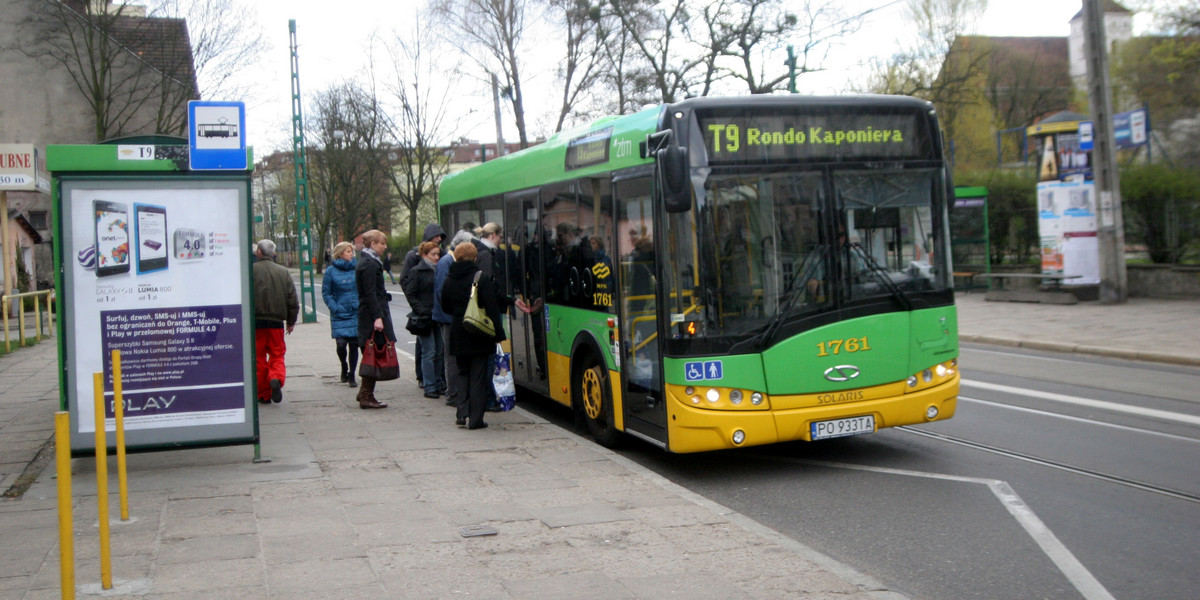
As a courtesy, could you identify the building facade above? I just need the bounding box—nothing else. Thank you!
[0,0,197,290]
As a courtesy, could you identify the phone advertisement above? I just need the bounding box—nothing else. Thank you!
[135,203,168,273]
[66,185,249,436]
[94,200,130,276]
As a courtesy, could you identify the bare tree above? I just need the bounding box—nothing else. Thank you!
[601,0,859,103]
[860,0,988,98]
[148,0,270,102]
[701,0,855,95]
[594,1,659,114]
[547,0,608,131]
[378,18,458,243]
[307,83,394,256]
[606,0,699,103]
[432,0,538,147]
[13,0,198,140]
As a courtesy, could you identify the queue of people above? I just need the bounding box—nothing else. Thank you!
[298,222,511,429]
[300,216,632,423]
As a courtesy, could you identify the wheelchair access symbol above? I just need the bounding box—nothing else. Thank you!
[684,360,723,382]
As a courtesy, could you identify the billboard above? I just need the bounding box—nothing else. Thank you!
[58,176,255,452]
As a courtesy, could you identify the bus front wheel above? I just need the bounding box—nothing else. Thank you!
[580,363,620,448]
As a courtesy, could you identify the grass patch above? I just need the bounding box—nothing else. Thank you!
[0,337,42,356]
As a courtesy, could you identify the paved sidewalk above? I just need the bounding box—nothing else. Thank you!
[956,291,1200,366]
[1,292,1197,599]
[0,322,894,600]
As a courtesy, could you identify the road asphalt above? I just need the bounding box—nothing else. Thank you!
[1,289,1197,599]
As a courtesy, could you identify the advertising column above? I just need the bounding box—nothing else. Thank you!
[1038,180,1100,285]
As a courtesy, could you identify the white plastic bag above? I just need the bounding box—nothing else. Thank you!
[492,345,516,411]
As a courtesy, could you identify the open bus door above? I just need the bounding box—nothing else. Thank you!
[506,191,549,396]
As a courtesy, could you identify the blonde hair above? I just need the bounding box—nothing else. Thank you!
[332,242,354,259]
[480,222,502,237]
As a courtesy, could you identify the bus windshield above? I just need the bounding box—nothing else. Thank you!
[660,166,952,355]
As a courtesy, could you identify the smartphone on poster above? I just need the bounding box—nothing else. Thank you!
[93,199,130,277]
[134,203,168,273]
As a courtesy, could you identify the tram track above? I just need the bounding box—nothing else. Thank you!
[897,425,1200,505]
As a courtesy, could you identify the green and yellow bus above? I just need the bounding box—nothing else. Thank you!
[439,95,959,453]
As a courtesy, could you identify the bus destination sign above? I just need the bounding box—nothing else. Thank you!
[564,127,613,171]
[697,111,928,164]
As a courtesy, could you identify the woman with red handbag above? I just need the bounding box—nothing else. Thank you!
[355,230,395,409]
[441,242,506,429]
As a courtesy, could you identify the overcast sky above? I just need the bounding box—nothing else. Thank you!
[228,0,1147,155]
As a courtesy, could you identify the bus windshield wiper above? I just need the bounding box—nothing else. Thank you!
[848,243,912,310]
[757,245,827,349]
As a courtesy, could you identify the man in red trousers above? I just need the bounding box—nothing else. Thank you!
[252,239,299,404]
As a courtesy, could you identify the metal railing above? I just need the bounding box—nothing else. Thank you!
[2,290,55,352]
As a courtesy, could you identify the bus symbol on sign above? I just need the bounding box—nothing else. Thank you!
[684,360,723,382]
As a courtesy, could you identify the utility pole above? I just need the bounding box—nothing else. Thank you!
[492,73,505,160]
[1083,0,1127,303]
[786,46,798,93]
[289,19,317,322]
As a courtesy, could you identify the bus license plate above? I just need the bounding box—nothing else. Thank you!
[810,415,875,440]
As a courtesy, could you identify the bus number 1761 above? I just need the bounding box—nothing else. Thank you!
[816,337,871,357]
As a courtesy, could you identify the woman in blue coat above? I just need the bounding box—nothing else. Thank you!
[322,242,360,386]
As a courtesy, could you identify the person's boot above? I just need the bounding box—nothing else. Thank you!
[357,378,386,409]
[347,366,357,388]
[340,363,349,383]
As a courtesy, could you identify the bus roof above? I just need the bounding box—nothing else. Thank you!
[438,94,937,206]
[439,106,661,206]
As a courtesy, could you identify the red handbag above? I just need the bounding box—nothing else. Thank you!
[360,332,400,381]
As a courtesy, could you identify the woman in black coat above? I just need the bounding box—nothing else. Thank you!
[355,230,394,409]
[441,241,506,429]
[401,241,442,398]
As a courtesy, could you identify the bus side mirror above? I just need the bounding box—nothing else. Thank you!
[659,144,692,213]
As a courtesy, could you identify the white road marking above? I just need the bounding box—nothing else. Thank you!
[772,457,1117,600]
[962,379,1200,427]
[960,396,1200,444]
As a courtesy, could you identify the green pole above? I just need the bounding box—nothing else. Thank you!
[289,20,317,323]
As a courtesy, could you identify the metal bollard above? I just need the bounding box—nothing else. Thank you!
[55,412,75,600]
[92,373,112,590]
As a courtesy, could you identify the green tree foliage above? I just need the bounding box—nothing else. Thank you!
[1112,36,1200,124]
[1119,163,1200,263]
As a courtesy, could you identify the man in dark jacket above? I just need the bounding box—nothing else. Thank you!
[253,240,299,404]
[399,223,447,387]
[399,223,447,287]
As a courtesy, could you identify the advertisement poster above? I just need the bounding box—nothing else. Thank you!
[67,185,248,435]
[1036,181,1099,285]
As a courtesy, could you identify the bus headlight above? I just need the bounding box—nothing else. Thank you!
[732,430,746,445]
[706,388,720,403]
[751,392,764,405]
[905,360,958,393]
[729,390,743,405]
[925,405,940,420]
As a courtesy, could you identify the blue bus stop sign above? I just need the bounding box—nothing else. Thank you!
[188,101,247,170]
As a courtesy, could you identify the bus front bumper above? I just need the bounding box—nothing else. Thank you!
[665,376,959,453]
